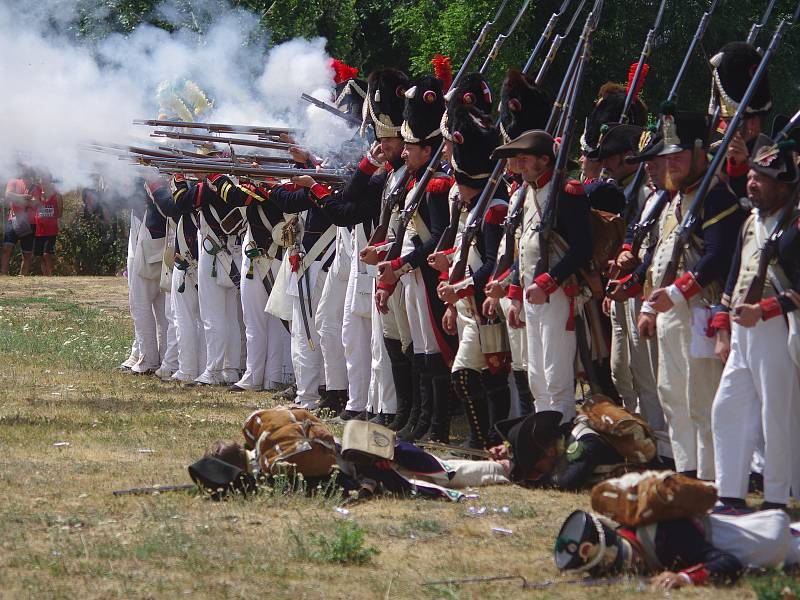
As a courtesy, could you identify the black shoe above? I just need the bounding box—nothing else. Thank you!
[748,472,764,493]
[317,390,345,413]
[227,384,247,393]
[338,410,366,422]
[761,501,788,512]
[369,413,394,426]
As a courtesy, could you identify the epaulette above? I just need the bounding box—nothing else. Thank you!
[426,176,453,195]
[564,179,585,196]
[484,203,508,225]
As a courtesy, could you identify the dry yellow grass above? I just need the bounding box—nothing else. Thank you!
[0,276,764,599]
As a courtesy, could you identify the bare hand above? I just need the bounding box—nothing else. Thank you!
[638,312,657,339]
[733,303,763,327]
[482,296,499,320]
[508,299,524,329]
[375,289,391,314]
[650,571,689,590]
[616,250,637,270]
[715,329,731,363]
[602,296,612,317]
[427,251,450,273]
[484,280,506,299]
[606,280,627,302]
[489,444,508,460]
[525,283,547,305]
[727,131,748,167]
[377,261,398,285]
[648,288,674,313]
[442,305,457,335]
[359,245,380,265]
[368,141,386,165]
[289,146,310,164]
[279,133,297,145]
[437,282,459,305]
[290,175,316,188]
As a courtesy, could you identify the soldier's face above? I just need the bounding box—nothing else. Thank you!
[581,155,601,180]
[515,153,551,183]
[380,137,404,163]
[747,169,792,214]
[442,139,453,163]
[645,156,668,189]
[402,143,432,172]
[663,150,693,190]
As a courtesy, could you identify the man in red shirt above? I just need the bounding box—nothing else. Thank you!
[31,173,62,276]
[2,167,37,275]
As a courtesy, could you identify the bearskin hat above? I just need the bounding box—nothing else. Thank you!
[581,80,648,156]
[709,41,772,118]
[441,72,493,141]
[362,68,409,139]
[499,70,552,143]
[401,75,446,145]
[334,78,367,119]
[448,105,500,187]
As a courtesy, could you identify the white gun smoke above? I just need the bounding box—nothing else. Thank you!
[0,0,360,202]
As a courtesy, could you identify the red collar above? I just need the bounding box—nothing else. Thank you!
[531,169,554,190]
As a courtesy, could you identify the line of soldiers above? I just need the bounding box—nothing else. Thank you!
[119,36,799,517]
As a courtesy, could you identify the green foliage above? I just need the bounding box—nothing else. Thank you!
[55,215,128,276]
[748,571,800,600]
[289,520,379,565]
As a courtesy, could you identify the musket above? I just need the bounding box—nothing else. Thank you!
[300,93,363,127]
[156,146,294,164]
[524,0,576,75]
[142,159,345,184]
[134,118,295,136]
[113,483,196,496]
[741,108,800,304]
[451,0,512,86]
[747,0,779,44]
[421,574,643,590]
[535,1,602,292]
[658,11,796,289]
[620,0,666,125]
[478,0,535,73]
[367,170,412,246]
[151,130,293,151]
[284,215,316,350]
[419,441,492,459]
[535,0,586,85]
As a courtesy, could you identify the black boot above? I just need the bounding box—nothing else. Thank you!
[385,338,413,431]
[398,354,425,440]
[483,369,511,446]
[513,370,534,417]
[453,369,490,449]
[427,353,452,444]
[316,389,345,413]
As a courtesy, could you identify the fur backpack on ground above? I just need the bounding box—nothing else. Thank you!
[241,407,336,478]
[578,395,657,464]
[591,470,718,527]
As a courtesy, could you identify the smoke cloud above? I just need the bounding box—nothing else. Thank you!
[0,0,360,200]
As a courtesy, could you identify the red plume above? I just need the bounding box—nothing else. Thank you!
[330,58,359,85]
[431,54,452,93]
[626,62,649,100]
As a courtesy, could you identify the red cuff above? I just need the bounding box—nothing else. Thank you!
[389,257,405,271]
[621,243,633,253]
[726,157,749,179]
[376,280,397,294]
[438,271,449,282]
[711,310,731,332]
[441,246,457,256]
[680,564,710,586]
[675,271,701,300]
[760,296,782,321]
[507,285,523,302]
[358,156,380,176]
[206,173,224,184]
[310,183,331,201]
[618,274,643,299]
[534,273,558,296]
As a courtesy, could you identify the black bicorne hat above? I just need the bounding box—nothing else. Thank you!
[499,70,552,143]
[554,510,635,574]
[449,105,500,187]
[493,410,562,480]
[593,123,646,160]
[334,78,368,119]
[441,72,493,141]
[582,82,648,157]
[749,133,799,184]
[401,75,446,144]
[709,41,772,119]
[362,68,410,139]
[626,104,710,163]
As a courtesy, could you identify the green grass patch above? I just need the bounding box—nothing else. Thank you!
[748,571,800,600]
[290,520,379,565]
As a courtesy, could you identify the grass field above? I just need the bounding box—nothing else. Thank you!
[0,276,792,599]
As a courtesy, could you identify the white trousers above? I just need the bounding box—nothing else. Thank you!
[611,298,665,431]
[291,268,326,407]
[122,213,142,368]
[342,261,373,412]
[402,270,440,354]
[656,299,722,479]
[500,297,527,371]
[196,247,242,384]
[158,288,179,372]
[370,296,397,414]
[129,272,166,373]
[452,299,487,372]
[170,266,206,382]
[316,270,349,391]
[236,256,291,391]
[713,318,800,504]
[524,288,576,422]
